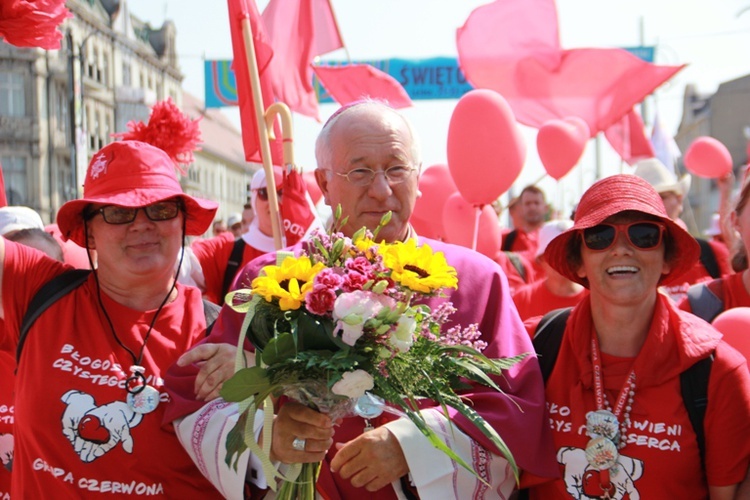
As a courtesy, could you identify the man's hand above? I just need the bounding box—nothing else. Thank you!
[176,343,255,401]
[270,402,334,464]
[330,426,409,492]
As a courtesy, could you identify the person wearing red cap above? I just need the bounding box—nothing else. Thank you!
[524,174,750,498]
[164,100,557,498]
[0,140,224,497]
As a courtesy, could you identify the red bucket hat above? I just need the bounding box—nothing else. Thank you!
[544,174,699,288]
[57,141,218,247]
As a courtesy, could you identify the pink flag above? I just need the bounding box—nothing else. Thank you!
[0,162,7,207]
[0,0,71,50]
[262,0,344,120]
[227,0,282,164]
[457,0,684,136]
[312,64,412,109]
[604,108,655,165]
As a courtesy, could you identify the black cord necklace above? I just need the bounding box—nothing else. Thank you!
[84,217,187,414]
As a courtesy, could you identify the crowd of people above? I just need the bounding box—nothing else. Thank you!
[0,100,748,498]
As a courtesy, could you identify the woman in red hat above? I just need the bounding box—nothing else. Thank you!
[523,174,750,498]
[0,141,225,497]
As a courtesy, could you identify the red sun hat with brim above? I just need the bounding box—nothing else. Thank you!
[544,174,699,288]
[57,141,218,247]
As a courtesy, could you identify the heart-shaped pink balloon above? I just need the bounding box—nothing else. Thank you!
[537,117,590,180]
[411,164,457,240]
[447,89,525,205]
[684,136,733,179]
[442,192,500,258]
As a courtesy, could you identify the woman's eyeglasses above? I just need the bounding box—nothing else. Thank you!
[582,221,666,251]
[256,188,283,201]
[87,200,182,225]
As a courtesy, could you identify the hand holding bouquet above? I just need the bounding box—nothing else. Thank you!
[220,210,526,498]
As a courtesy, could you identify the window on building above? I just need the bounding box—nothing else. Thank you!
[0,73,26,117]
[102,51,109,86]
[1,156,28,205]
[123,62,132,86]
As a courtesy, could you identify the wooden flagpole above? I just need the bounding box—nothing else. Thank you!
[240,15,284,250]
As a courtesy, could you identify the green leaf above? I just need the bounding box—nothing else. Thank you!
[224,410,249,470]
[261,332,297,365]
[297,311,341,351]
[220,366,271,402]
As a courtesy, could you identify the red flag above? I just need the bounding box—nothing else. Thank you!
[457,0,683,136]
[281,169,320,246]
[312,64,412,109]
[227,0,282,163]
[262,0,344,120]
[604,108,655,165]
[0,161,8,207]
[0,0,71,50]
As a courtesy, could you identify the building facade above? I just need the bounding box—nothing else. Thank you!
[0,0,252,229]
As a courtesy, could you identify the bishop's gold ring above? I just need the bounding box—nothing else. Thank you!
[292,437,306,452]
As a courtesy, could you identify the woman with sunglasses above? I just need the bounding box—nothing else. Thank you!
[0,141,226,496]
[523,174,750,499]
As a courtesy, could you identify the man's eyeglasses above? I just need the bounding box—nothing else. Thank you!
[582,221,666,251]
[256,188,283,201]
[87,200,182,225]
[333,165,417,187]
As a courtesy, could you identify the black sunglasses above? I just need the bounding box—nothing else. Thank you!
[256,188,283,201]
[87,200,182,225]
[582,221,666,251]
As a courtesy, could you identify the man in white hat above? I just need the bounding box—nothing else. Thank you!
[0,206,44,238]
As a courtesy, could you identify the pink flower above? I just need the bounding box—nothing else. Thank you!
[333,291,396,345]
[314,268,345,289]
[305,287,337,315]
[342,271,369,292]
[346,256,375,276]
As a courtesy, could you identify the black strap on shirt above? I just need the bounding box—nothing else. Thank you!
[501,229,518,251]
[697,238,721,279]
[221,238,246,303]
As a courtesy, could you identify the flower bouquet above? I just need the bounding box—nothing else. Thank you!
[220,210,527,498]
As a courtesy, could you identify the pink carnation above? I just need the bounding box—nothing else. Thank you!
[342,271,369,292]
[314,267,344,290]
[346,256,375,277]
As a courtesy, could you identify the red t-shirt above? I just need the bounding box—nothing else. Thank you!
[192,234,267,304]
[2,241,222,498]
[523,295,750,498]
[0,320,13,497]
[678,271,750,316]
[494,251,536,294]
[661,239,732,303]
[511,279,588,322]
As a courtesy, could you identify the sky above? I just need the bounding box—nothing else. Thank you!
[126,0,750,217]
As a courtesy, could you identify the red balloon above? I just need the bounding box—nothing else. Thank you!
[712,307,750,361]
[302,171,323,205]
[412,164,458,240]
[442,192,500,258]
[684,136,733,179]
[447,89,526,205]
[537,117,590,180]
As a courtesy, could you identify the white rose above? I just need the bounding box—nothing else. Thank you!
[331,369,374,399]
[389,315,416,352]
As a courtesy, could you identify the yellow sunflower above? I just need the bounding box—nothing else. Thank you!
[251,256,325,311]
[380,239,458,293]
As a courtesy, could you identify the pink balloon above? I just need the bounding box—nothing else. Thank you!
[684,136,733,179]
[412,164,458,240]
[442,192,500,258]
[447,89,526,205]
[537,117,590,180]
[712,307,750,360]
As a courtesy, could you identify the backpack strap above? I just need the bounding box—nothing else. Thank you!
[697,238,721,279]
[501,229,518,252]
[686,279,725,323]
[221,238,246,303]
[18,269,92,364]
[503,251,528,283]
[680,354,713,471]
[532,307,572,382]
